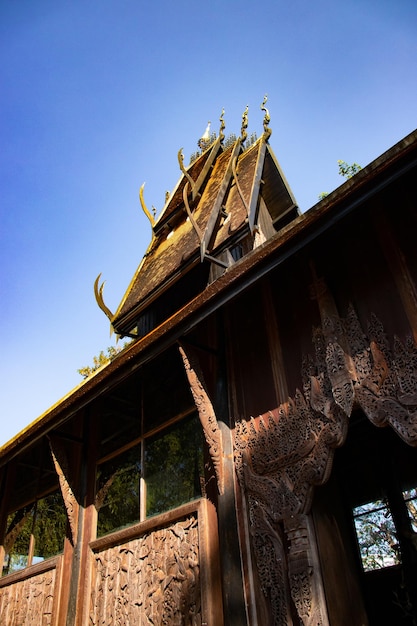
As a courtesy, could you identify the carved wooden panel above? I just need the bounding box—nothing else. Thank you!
[234,276,417,625]
[0,561,58,625]
[90,513,203,625]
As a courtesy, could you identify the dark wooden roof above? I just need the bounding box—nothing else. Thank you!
[2,128,416,464]
[112,135,299,335]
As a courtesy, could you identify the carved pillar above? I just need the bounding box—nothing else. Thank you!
[285,514,328,626]
[235,398,342,626]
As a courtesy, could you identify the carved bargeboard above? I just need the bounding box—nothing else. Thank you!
[0,563,57,625]
[234,279,417,625]
[90,515,201,625]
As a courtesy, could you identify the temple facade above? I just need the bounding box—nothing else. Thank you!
[1,105,417,625]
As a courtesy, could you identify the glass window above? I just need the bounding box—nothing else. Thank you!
[96,445,141,537]
[145,414,204,518]
[96,413,204,536]
[3,490,66,576]
[403,488,417,532]
[353,499,400,572]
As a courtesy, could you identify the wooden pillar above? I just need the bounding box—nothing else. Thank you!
[73,408,98,626]
[215,311,248,625]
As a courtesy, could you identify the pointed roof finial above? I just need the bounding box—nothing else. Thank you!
[261,94,272,141]
[219,108,225,143]
[198,121,211,150]
[241,105,248,143]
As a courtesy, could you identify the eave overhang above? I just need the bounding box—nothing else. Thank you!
[1,128,416,467]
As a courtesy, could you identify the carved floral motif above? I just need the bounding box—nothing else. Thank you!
[90,516,201,625]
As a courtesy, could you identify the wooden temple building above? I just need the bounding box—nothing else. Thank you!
[1,103,417,625]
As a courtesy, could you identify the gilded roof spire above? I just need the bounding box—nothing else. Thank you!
[198,121,211,150]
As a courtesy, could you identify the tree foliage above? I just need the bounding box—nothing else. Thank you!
[337,159,362,179]
[78,343,131,379]
[96,414,204,536]
[4,491,66,574]
[319,160,362,200]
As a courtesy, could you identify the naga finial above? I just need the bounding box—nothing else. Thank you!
[219,108,225,143]
[94,273,114,334]
[178,148,197,193]
[261,94,272,141]
[139,183,155,229]
[241,105,249,143]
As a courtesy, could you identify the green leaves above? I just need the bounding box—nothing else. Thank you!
[337,160,362,179]
[77,343,131,379]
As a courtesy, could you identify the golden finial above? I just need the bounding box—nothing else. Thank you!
[178,148,197,193]
[198,121,211,150]
[94,273,114,334]
[219,108,225,143]
[241,105,249,143]
[139,183,155,228]
[261,94,272,141]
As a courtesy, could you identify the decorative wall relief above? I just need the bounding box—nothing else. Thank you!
[235,395,344,625]
[0,566,56,625]
[234,276,417,625]
[90,516,200,626]
[306,275,417,446]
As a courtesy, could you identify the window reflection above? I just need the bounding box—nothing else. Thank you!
[3,491,66,576]
[145,414,204,518]
[96,445,141,537]
[96,413,204,535]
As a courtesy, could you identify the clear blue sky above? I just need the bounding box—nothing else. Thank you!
[1,0,416,446]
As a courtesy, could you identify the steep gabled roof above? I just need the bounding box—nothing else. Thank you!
[110,115,299,337]
[2,128,416,463]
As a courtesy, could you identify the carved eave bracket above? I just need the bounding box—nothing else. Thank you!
[178,343,224,495]
[48,436,78,544]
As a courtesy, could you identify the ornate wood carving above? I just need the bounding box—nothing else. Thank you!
[0,566,57,625]
[179,344,224,495]
[234,275,417,624]
[285,514,325,626]
[48,437,78,544]
[307,276,417,446]
[235,395,343,625]
[90,516,200,625]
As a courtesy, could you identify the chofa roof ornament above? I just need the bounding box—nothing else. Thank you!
[139,183,156,233]
[240,105,249,143]
[261,94,272,141]
[94,273,114,335]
